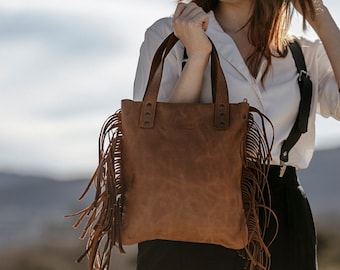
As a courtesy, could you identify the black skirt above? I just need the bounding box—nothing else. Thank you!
[136,166,317,270]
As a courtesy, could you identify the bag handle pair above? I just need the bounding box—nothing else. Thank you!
[140,33,231,130]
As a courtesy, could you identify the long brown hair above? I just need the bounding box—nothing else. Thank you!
[187,0,316,81]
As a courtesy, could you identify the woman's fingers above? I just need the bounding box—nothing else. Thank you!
[172,2,212,57]
[293,0,325,18]
[173,2,187,18]
[173,2,208,32]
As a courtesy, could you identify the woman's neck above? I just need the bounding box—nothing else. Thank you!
[214,1,253,36]
[214,1,255,63]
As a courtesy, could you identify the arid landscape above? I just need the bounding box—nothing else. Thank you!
[1,148,339,270]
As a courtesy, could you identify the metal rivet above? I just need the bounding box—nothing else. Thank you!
[219,104,225,109]
[146,103,152,108]
[219,122,225,127]
[144,121,150,126]
[219,112,225,117]
[145,112,151,117]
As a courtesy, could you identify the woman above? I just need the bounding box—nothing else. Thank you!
[133,0,340,269]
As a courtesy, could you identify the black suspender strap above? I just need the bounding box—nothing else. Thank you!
[279,40,313,177]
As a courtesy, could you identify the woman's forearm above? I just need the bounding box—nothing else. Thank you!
[310,6,340,91]
[169,2,212,103]
[168,54,210,103]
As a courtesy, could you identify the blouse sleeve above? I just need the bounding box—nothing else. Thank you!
[316,42,340,120]
[133,18,182,102]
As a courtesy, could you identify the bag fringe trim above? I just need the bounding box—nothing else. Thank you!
[240,107,278,270]
[68,108,278,270]
[67,110,123,270]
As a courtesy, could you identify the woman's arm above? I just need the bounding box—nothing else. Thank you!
[297,1,340,92]
[169,2,212,103]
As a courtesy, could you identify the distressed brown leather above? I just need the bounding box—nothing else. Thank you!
[121,100,249,248]
[70,33,274,270]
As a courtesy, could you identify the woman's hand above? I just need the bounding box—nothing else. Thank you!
[292,0,326,26]
[172,2,212,59]
[311,0,326,14]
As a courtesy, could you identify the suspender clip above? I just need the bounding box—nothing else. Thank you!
[279,161,287,178]
[298,70,309,81]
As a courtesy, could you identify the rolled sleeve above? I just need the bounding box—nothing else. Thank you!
[133,18,181,102]
[316,43,340,120]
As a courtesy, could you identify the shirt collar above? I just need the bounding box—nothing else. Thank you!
[206,11,266,84]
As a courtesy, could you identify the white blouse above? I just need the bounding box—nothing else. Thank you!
[133,11,340,169]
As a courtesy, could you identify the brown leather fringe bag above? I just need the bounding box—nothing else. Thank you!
[69,33,276,270]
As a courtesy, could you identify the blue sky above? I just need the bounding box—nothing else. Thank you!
[0,0,339,179]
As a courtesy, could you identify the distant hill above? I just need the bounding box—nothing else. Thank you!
[0,172,92,250]
[0,147,339,251]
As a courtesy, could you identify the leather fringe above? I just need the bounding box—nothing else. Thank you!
[67,110,124,270]
[240,107,278,270]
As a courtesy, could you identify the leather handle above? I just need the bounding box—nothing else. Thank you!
[139,32,230,129]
